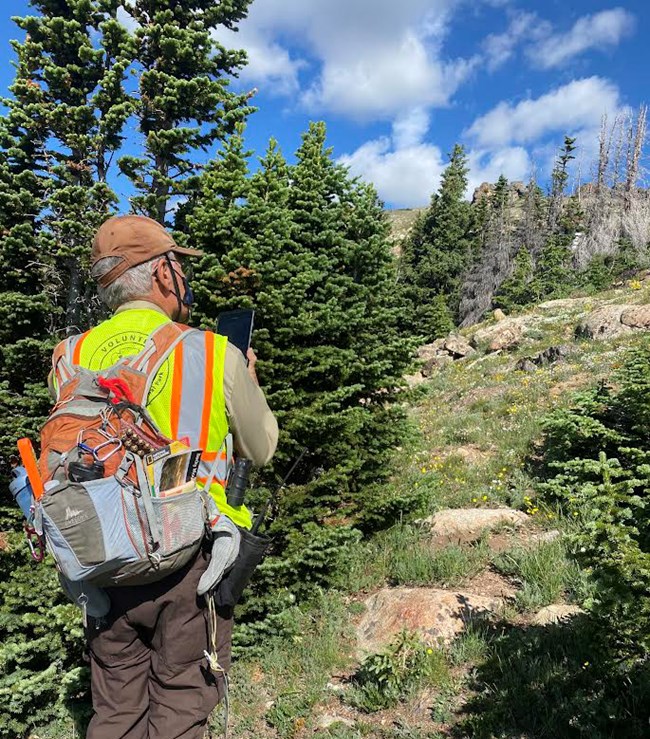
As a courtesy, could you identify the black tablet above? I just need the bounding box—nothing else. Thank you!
[216,308,255,358]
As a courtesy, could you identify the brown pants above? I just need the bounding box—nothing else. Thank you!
[86,550,233,739]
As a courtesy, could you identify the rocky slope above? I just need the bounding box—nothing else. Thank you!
[215,276,650,739]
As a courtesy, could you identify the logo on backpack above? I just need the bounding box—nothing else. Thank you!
[64,506,84,523]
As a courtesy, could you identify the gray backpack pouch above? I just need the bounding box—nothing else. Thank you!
[40,476,144,583]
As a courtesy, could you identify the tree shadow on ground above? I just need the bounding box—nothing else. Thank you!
[451,614,650,739]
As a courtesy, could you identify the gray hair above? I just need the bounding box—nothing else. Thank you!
[91,256,158,311]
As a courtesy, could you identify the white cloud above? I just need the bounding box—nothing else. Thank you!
[214,0,480,119]
[339,109,445,207]
[467,147,531,194]
[302,35,478,119]
[466,77,621,149]
[215,26,305,96]
[528,8,635,69]
[392,107,431,150]
[482,12,547,72]
[339,115,532,207]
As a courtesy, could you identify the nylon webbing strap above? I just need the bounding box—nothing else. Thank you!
[131,322,180,372]
[202,434,233,496]
[53,339,74,387]
[142,327,198,399]
[133,454,160,547]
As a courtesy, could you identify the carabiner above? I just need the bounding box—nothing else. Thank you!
[92,437,123,462]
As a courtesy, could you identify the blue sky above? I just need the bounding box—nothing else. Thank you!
[0,1,647,208]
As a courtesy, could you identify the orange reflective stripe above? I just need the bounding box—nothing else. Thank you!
[199,332,214,450]
[201,450,227,462]
[198,476,227,487]
[72,331,90,365]
[170,341,183,440]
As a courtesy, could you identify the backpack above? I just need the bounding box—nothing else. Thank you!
[36,322,210,587]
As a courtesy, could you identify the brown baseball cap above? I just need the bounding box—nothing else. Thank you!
[91,215,204,288]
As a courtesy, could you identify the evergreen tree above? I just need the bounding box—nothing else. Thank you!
[119,0,254,222]
[493,247,535,313]
[548,135,577,233]
[185,123,414,631]
[13,1,132,330]
[402,144,474,337]
[0,5,134,733]
[182,121,255,318]
[458,175,515,326]
[532,137,582,301]
[0,1,256,730]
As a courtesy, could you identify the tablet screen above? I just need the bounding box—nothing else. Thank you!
[216,309,255,357]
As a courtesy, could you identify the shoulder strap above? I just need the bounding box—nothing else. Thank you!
[129,322,200,398]
[51,337,75,391]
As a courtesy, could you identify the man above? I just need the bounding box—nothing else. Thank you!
[66,214,278,739]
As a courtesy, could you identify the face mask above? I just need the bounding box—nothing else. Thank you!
[181,274,194,308]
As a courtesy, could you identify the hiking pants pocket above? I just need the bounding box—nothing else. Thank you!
[215,528,271,608]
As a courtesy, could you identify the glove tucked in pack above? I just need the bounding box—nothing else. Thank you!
[197,498,241,597]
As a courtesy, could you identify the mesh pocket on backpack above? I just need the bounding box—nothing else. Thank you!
[121,487,149,558]
[151,488,204,556]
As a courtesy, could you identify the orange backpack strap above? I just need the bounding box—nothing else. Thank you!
[51,337,74,390]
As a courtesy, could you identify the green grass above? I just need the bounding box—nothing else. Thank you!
[447,622,494,667]
[492,539,592,612]
[341,524,492,593]
[218,591,357,738]
[459,616,650,739]
[346,631,450,713]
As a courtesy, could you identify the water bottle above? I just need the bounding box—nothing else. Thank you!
[9,466,35,520]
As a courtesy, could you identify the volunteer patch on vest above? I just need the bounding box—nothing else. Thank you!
[88,330,170,401]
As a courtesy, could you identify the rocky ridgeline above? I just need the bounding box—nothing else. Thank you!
[407,286,650,386]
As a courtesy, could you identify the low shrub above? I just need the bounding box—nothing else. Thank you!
[538,341,650,661]
[347,631,449,712]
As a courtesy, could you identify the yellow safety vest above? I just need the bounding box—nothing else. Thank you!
[67,308,251,528]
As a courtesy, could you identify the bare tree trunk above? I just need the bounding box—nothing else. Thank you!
[625,105,647,210]
[611,112,626,191]
[596,113,611,193]
[65,256,83,335]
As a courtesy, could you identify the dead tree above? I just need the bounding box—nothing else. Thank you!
[625,104,647,209]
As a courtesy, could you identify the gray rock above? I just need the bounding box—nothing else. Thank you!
[516,344,572,371]
[422,508,528,544]
[417,339,446,361]
[576,305,632,340]
[421,354,453,376]
[443,334,475,358]
[357,587,503,653]
[530,529,561,545]
[516,359,538,373]
[404,372,428,388]
[473,320,523,351]
[316,714,355,729]
[621,304,650,329]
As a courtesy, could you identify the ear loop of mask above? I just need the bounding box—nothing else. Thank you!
[163,253,194,321]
